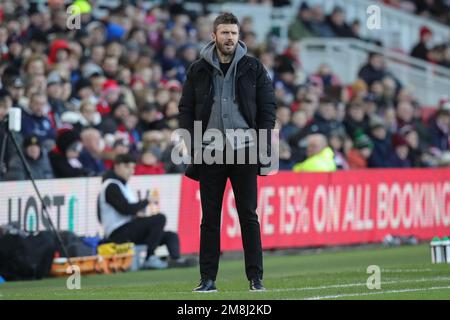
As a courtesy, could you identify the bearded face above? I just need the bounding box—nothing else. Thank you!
[212,24,239,58]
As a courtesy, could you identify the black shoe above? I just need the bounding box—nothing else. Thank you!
[193,279,217,292]
[249,278,266,291]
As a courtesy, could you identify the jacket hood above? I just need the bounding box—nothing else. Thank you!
[200,40,247,72]
[48,39,70,65]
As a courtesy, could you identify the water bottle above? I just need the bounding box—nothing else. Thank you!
[441,236,450,264]
[431,237,444,264]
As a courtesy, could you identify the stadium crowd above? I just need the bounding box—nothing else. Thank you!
[0,0,449,181]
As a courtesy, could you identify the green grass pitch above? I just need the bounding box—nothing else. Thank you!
[1,244,449,300]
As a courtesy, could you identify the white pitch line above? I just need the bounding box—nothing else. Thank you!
[172,277,450,295]
[381,269,433,273]
[267,277,450,293]
[304,286,450,300]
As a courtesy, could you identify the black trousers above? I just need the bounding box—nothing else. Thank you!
[198,145,263,281]
[109,214,181,260]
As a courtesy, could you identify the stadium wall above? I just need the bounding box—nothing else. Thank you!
[1,169,449,254]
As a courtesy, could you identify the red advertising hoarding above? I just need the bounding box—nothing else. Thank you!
[178,169,450,254]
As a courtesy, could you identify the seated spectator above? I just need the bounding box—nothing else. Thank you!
[343,100,370,139]
[277,105,294,141]
[311,64,341,89]
[411,26,433,62]
[6,135,54,181]
[368,115,394,168]
[358,52,387,86]
[329,128,350,170]
[325,6,355,38]
[288,2,314,41]
[135,147,166,175]
[49,128,90,178]
[21,92,56,151]
[278,139,296,171]
[289,97,343,162]
[5,75,26,109]
[136,103,165,136]
[96,79,122,116]
[46,71,67,129]
[309,4,335,37]
[427,102,450,151]
[98,154,195,269]
[103,138,131,170]
[399,125,427,167]
[347,133,373,169]
[293,133,336,172]
[100,99,130,135]
[79,128,106,176]
[389,133,412,167]
[290,109,308,136]
[62,100,103,133]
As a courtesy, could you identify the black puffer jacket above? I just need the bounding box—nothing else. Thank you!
[179,55,276,133]
[178,55,277,179]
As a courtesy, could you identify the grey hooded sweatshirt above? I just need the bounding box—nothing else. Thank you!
[200,40,253,149]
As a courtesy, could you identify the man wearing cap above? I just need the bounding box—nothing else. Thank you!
[411,26,433,62]
[5,135,54,181]
[5,76,26,109]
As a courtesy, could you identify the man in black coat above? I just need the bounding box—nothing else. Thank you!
[178,13,277,292]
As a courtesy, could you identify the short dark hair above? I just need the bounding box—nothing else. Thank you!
[213,12,240,33]
[114,153,137,165]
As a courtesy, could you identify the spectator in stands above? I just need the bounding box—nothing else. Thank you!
[399,125,427,167]
[389,133,412,167]
[309,4,335,37]
[293,133,336,172]
[98,154,195,269]
[358,52,387,86]
[329,128,350,170]
[343,100,370,139]
[415,0,448,23]
[136,103,164,136]
[311,64,341,89]
[278,139,296,171]
[396,100,416,130]
[347,133,373,169]
[21,92,56,151]
[100,99,130,135]
[134,147,166,175]
[79,128,106,176]
[48,128,89,178]
[277,105,296,141]
[46,71,66,129]
[411,26,433,61]
[6,135,54,181]
[288,2,314,41]
[5,76,26,109]
[326,6,355,38]
[427,103,450,151]
[289,97,343,160]
[103,138,131,170]
[305,97,343,136]
[291,109,308,135]
[368,115,394,167]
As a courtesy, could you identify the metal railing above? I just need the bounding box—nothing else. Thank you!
[278,0,450,53]
[299,38,450,106]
